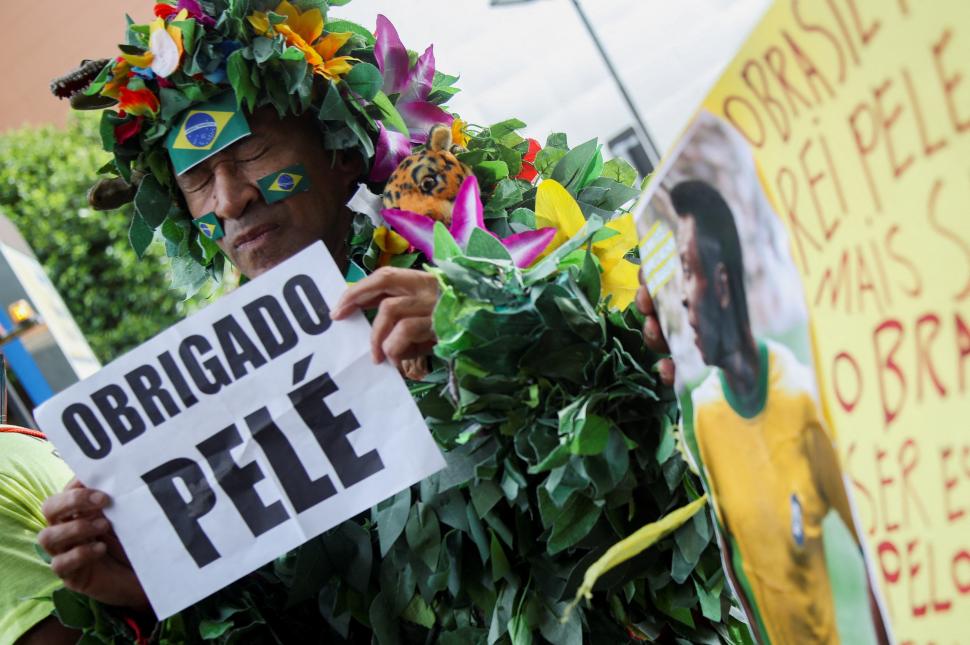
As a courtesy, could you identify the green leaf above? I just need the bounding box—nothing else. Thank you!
[401,594,436,628]
[318,83,352,121]
[474,160,509,185]
[470,479,503,516]
[490,530,511,581]
[568,414,610,455]
[533,147,565,179]
[376,488,411,557]
[281,45,306,61]
[548,494,600,554]
[546,132,568,149]
[199,618,234,639]
[326,19,376,45]
[129,213,154,259]
[602,157,638,186]
[405,503,442,570]
[465,228,512,261]
[253,36,277,64]
[159,88,192,122]
[694,578,722,622]
[51,589,94,629]
[371,91,409,135]
[134,175,170,228]
[227,50,257,111]
[551,139,600,192]
[433,222,462,261]
[345,62,383,101]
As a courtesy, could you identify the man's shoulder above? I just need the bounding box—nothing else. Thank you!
[690,368,725,410]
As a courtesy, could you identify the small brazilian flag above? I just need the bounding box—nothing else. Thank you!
[194,212,224,241]
[166,91,251,175]
[257,164,310,204]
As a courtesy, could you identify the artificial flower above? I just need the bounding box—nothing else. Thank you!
[451,118,469,148]
[535,179,640,309]
[374,15,452,144]
[148,14,186,78]
[155,0,215,27]
[114,116,145,144]
[369,123,412,182]
[118,86,160,117]
[515,138,542,182]
[373,226,411,266]
[382,175,555,268]
[101,59,132,99]
[248,1,354,81]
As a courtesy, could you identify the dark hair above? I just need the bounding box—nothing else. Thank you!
[670,179,750,333]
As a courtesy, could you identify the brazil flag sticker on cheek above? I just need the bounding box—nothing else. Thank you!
[257,164,311,204]
[165,91,251,175]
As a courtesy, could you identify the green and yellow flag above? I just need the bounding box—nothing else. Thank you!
[257,164,310,204]
[166,92,251,175]
[193,212,224,241]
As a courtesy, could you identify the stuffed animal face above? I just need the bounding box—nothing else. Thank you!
[381,125,471,225]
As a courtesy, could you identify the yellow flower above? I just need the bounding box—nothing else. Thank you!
[374,226,411,267]
[451,118,469,148]
[248,1,355,81]
[535,179,640,310]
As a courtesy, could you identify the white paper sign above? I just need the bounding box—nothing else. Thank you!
[35,242,445,618]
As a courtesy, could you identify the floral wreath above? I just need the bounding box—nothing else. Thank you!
[56,0,645,307]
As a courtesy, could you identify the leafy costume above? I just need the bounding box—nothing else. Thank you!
[50,1,753,642]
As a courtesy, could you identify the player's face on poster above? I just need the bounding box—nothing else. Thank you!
[676,216,719,366]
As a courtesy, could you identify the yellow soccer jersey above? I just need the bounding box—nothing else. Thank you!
[691,340,855,645]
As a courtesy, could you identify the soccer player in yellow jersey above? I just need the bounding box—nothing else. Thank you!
[666,180,889,645]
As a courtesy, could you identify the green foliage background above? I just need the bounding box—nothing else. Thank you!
[0,114,190,362]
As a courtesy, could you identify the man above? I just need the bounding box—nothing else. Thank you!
[638,180,887,644]
[0,426,77,645]
[37,105,439,617]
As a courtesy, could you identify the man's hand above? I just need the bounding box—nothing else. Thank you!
[331,267,439,369]
[38,480,150,613]
[635,283,675,386]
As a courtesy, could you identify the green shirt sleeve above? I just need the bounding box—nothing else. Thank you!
[0,433,73,645]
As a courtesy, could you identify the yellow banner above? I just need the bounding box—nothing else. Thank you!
[698,1,970,640]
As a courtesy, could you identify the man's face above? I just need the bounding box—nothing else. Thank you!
[175,108,359,278]
[677,215,722,364]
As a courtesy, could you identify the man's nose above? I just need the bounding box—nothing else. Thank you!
[211,162,260,221]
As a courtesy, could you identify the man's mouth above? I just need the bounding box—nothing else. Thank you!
[233,223,280,251]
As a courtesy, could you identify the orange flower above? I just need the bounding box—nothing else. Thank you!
[248,0,355,81]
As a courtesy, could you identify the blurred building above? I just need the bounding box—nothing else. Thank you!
[2,0,770,156]
[0,214,101,426]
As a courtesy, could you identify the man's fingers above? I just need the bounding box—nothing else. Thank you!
[382,317,435,368]
[50,541,107,580]
[332,267,437,319]
[38,517,110,556]
[635,284,655,316]
[370,297,434,363]
[42,488,108,524]
[642,315,670,353]
[657,358,675,386]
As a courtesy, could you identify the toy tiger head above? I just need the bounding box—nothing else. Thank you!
[381,125,471,226]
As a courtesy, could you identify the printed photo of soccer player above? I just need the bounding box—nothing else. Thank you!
[634,112,892,645]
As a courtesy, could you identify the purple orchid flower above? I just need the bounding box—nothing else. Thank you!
[368,124,412,182]
[176,0,216,28]
[374,15,453,145]
[381,175,556,268]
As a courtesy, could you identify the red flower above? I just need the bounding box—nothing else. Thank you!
[124,616,150,645]
[115,117,144,145]
[117,87,160,117]
[154,3,178,19]
[515,138,542,182]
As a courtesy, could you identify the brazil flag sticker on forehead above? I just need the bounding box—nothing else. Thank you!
[257,164,311,204]
[166,92,251,175]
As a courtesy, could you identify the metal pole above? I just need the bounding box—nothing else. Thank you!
[568,0,661,166]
